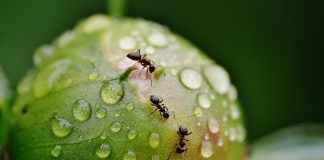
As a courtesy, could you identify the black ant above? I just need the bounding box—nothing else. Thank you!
[149,95,170,119]
[167,125,192,160]
[127,49,155,85]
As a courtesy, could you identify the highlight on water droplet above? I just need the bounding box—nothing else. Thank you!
[119,36,137,50]
[123,150,136,160]
[208,117,219,134]
[126,102,134,111]
[51,145,62,158]
[111,121,122,133]
[100,80,124,105]
[127,129,137,140]
[193,107,203,117]
[201,140,214,158]
[229,127,237,142]
[148,132,160,149]
[96,107,107,119]
[236,124,246,142]
[51,116,73,138]
[203,65,230,94]
[72,99,92,122]
[96,143,111,158]
[197,93,211,109]
[179,68,202,90]
[114,111,120,117]
[217,138,224,147]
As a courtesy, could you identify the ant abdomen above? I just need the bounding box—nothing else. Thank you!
[127,51,142,61]
[150,95,160,105]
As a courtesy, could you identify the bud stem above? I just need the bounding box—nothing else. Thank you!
[108,0,127,17]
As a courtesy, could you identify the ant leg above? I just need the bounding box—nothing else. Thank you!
[148,108,159,116]
[163,106,169,111]
[187,132,192,135]
[167,152,173,160]
[150,74,153,86]
[139,66,146,79]
[183,148,188,160]
[159,98,163,103]
[170,111,176,119]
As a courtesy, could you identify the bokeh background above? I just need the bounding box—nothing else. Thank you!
[0,0,323,142]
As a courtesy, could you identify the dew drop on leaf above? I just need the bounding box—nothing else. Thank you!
[127,129,137,140]
[51,145,62,158]
[100,80,124,105]
[179,68,202,90]
[96,143,111,158]
[72,99,92,122]
[110,122,122,133]
[123,150,136,160]
[148,132,160,149]
[201,140,214,158]
[51,116,73,138]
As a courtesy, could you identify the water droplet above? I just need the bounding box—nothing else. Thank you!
[222,115,228,122]
[193,107,203,117]
[170,68,178,76]
[114,112,120,117]
[203,65,230,94]
[57,31,75,47]
[119,36,137,50]
[152,154,159,160]
[111,122,122,133]
[145,46,156,54]
[197,93,211,109]
[72,99,92,122]
[208,117,219,134]
[18,70,34,94]
[236,124,246,142]
[217,138,224,147]
[127,129,137,140]
[179,68,202,90]
[221,100,228,108]
[227,85,238,101]
[230,104,240,120]
[103,75,109,81]
[101,132,107,140]
[147,32,168,47]
[33,45,55,67]
[82,15,110,33]
[88,71,99,80]
[96,143,111,158]
[126,103,134,111]
[78,135,83,141]
[96,107,107,119]
[123,150,136,160]
[229,127,237,142]
[201,140,213,158]
[100,80,124,105]
[149,132,160,149]
[197,121,202,126]
[51,116,73,138]
[51,145,62,157]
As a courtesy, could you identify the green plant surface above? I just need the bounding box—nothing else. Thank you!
[9,15,246,159]
[249,124,324,160]
[0,66,11,149]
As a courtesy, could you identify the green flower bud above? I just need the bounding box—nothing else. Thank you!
[10,15,246,159]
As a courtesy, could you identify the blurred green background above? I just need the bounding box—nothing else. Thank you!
[0,0,323,142]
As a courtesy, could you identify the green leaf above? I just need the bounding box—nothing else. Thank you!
[0,66,11,148]
[249,124,324,160]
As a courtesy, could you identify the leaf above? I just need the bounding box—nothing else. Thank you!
[249,124,324,160]
[0,66,11,148]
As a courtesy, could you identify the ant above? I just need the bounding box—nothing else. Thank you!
[149,95,170,119]
[167,125,192,160]
[127,49,155,85]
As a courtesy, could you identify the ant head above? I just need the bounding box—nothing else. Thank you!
[127,49,141,61]
[163,111,170,119]
[149,64,155,73]
[150,95,160,104]
[179,125,189,135]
